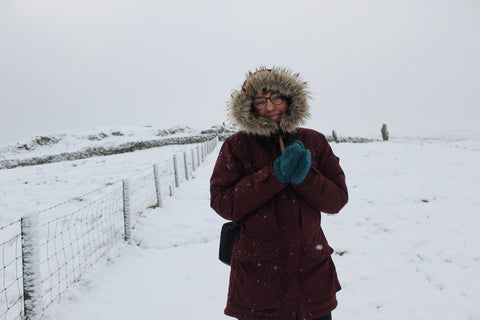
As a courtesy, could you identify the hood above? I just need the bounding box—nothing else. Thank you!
[228,66,311,137]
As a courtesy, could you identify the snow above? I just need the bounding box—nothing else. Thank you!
[0,126,197,159]
[0,125,238,171]
[1,130,479,319]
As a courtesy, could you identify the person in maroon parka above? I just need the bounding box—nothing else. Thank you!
[210,67,348,320]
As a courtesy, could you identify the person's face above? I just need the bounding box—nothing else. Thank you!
[252,91,288,122]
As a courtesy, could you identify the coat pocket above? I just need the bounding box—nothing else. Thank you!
[299,244,341,300]
[229,235,286,310]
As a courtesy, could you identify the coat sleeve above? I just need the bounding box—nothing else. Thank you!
[210,138,286,221]
[291,134,348,214]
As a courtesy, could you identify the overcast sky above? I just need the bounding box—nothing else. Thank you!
[1,0,479,145]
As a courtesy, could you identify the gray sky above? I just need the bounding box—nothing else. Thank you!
[1,0,479,145]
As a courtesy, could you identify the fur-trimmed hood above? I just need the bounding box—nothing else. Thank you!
[229,66,310,137]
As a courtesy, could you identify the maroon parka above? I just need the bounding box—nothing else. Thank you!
[211,129,348,320]
[210,67,348,320]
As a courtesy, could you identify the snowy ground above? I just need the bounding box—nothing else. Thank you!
[0,142,201,225]
[1,132,480,319]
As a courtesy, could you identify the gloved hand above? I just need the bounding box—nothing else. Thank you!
[273,140,311,184]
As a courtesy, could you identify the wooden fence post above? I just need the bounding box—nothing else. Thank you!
[122,179,132,242]
[183,152,189,181]
[173,155,180,187]
[153,164,163,208]
[196,146,200,166]
[21,213,41,320]
[191,149,196,171]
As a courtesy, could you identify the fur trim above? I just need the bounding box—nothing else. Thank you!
[229,66,311,136]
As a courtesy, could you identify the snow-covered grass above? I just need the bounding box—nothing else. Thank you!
[1,131,479,319]
[0,125,239,170]
[0,126,194,160]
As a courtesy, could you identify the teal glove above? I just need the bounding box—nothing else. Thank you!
[273,140,311,184]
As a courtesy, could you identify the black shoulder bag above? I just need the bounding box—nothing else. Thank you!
[219,221,240,265]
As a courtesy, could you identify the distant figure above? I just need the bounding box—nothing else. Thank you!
[210,67,348,320]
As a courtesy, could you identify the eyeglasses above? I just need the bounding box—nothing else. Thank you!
[252,92,286,111]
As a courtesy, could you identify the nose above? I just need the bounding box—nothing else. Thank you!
[264,99,275,111]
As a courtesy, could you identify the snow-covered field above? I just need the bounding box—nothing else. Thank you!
[1,130,479,319]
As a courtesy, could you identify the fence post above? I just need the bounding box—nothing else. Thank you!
[169,183,175,196]
[191,149,196,171]
[196,146,200,166]
[21,213,41,320]
[183,152,189,181]
[173,155,180,187]
[122,179,132,243]
[153,164,163,208]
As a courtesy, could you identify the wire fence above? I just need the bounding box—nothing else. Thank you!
[128,167,158,217]
[0,221,23,320]
[38,184,124,312]
[0,137,218,320]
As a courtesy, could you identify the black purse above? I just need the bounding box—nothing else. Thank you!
[219,221,240,265]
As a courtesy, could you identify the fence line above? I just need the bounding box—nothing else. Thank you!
[0,137,218,320]
[0,221,23,320]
